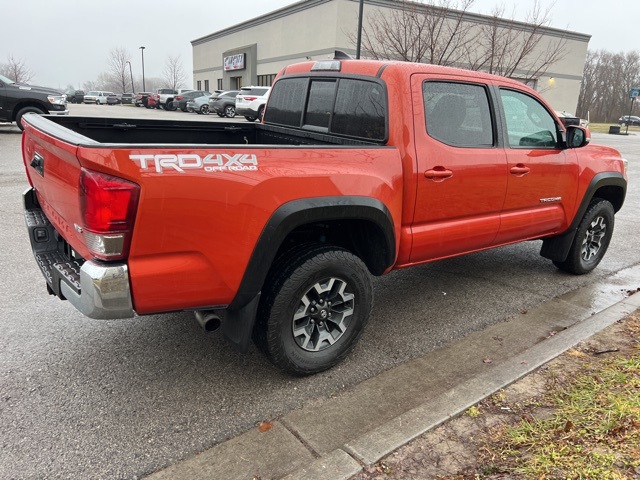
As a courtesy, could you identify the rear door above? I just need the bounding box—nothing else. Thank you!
[494,87,578,244]
[409,75,507,263]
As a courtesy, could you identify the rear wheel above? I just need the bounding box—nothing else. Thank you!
[224,105,235,118]
[255,246,373,375]
[15,106,45,131]
[200,104,210,115]
[553,198,615,275]
[245,116,257,122]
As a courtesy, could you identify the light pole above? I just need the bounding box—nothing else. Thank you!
[356,0,364,59]
[125,61,134,93]
[139,46,146,92]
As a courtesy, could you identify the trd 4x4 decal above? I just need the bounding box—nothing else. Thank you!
[130,153,258,173]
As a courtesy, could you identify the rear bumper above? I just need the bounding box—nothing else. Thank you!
[235,106,259,117]
[23,188,134,319]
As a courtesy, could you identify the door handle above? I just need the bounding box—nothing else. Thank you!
[510,164,531,175]
[424,168,453,180]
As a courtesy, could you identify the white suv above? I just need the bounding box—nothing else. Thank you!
[84,91,115,105]
[235,86,271,122]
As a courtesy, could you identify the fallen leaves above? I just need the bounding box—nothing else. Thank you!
[258,421,273,433]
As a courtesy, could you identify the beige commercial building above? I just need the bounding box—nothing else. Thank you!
[191,0,590,113]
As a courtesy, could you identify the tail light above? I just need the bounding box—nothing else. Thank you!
[79,168,140,261]
[176,95,183,100]
[244,96,257,101]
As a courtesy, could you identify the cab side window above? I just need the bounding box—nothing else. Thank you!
[423,82,494,147]
[500,89,559,148]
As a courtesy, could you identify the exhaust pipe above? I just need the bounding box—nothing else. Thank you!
[194,310,222,333]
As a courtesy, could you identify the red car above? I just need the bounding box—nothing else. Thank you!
[146,93,159,109]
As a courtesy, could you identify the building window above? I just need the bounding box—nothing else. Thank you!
[217,79,223,90]
[197,80,202,90]
[257,74,276,87]
[204,80,209,91]
[231,76,243,89]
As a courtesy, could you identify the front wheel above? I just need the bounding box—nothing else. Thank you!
[553,198,615,275]
[15,106,45,130]
[255,246,373,375]
[245,115,257,122]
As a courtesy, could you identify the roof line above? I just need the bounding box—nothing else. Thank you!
[191,0,591,46]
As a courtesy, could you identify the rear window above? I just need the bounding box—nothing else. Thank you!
[240,87,269,96]
[264,76,387,141]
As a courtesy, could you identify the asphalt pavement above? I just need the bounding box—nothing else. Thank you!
[0,110,638,479]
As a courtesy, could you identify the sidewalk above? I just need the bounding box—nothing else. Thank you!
[145,265,640,480]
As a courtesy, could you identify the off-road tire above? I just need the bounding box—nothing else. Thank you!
[255,245,373,375]
[553,198,615,275]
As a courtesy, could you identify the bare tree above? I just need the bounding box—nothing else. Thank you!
[465,1,568,84]
[577,50,640,122]
[0,55,34,83]
[108,47,132,93]
[163,55,187,90]
[352,0,567,86]
[351,0,477,65]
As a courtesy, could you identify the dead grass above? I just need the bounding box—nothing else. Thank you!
[349,313,640,480]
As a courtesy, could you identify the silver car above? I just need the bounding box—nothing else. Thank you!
[186,94,213,114]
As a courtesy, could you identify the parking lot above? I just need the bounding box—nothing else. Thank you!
[65,102,248,122]
[0,115,639,479]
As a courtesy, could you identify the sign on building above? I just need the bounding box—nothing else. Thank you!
[224,53,245,71]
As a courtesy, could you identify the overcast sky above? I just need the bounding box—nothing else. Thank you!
[2,0,637,90]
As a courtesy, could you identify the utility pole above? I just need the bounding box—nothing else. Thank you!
[126,61,134,92]
[356,0,364,59]
[139,46,146,92]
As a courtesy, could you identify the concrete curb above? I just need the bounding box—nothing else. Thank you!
[145,265,640,480]
[342,292,640,467]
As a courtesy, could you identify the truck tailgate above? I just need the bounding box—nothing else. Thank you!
[22,114,90,259]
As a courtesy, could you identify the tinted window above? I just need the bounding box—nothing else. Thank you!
[424,82,493,147]
[332,79,386,140]
[264,77,307,127]
[500,89,558,148]
[304,80,336,130]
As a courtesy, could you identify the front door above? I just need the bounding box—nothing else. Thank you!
[409,76,508,264]
[494,88,578,244]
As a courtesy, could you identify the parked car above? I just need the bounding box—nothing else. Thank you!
[0,73,68,130]
[20,57,628,375]
[134,92,153,107]
[235,86,271,121]
[618,115,640,126]
[210,90,240,117]
[120,93,135,105]
[555,111,580,127]
[84,91,115,105]
[186,94,212,114]
[146,93,159,109]
[64,89,85,104]
[106,94,121,105]
[174,90,211,112]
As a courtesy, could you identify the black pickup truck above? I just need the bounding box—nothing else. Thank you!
[0,73,68,130]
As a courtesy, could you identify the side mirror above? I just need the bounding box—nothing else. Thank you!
[566,126,590,148]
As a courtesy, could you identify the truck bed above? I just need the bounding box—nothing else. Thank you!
[37,115,383,147]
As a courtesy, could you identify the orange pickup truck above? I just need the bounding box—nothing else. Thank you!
[22,57,627,375]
